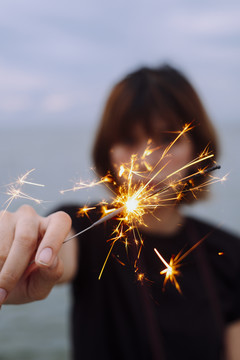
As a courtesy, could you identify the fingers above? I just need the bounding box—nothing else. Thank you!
[0,212,15,271]
[35,211,72,267]
[25,257,64,302]
[25,211,72,302]
[0,207,72,305]
[5,257,65,304]
[0,206,40,303]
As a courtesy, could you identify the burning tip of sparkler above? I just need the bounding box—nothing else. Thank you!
[125,198,139,213]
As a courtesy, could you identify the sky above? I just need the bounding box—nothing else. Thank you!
[0,0,240,128]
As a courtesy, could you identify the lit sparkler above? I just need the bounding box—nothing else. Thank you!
[61,124,223,281]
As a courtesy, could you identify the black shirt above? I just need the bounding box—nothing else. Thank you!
[59,205,240,360]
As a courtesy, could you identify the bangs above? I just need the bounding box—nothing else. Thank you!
[111,80,185,145]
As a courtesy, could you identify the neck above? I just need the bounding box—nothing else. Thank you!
[139,206,184,236]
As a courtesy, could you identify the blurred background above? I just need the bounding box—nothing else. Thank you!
[0,1,239,359]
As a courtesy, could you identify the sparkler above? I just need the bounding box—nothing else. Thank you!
[0,169,44,217]
[61,123,223,284]
[63,164,221,244]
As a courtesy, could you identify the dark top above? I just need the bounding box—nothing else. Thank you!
[59,205,240,360]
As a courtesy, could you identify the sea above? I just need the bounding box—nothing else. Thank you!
[0,123,239,359]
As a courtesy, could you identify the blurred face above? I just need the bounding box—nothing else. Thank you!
[110,121,194,187]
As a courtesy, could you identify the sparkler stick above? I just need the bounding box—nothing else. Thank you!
[63,206,124,243]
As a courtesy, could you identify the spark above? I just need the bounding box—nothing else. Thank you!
[154,232,210,293]
[98,225,127,280]
[76,206,96,219]
[137,273,145,282]
[1,169,44,217]
[60,173,114,194]
[154,248,182,294]
[17,169,44,187]
[220,174,228,183]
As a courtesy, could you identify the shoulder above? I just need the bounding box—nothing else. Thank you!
[186,216,240,246]
[186,216,240,271]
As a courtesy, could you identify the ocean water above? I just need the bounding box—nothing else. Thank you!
[0,123,239,359]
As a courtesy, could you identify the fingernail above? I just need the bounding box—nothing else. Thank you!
[0,288,7,304]
[37,247,53,266]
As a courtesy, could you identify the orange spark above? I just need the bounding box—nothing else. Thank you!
[154,233,210,293]
[77,206,96,218]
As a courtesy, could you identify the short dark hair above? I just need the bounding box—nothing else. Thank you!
[92,64,219,203]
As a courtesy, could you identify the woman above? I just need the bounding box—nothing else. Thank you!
[0,65,239,359]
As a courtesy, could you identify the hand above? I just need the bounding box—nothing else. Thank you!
[0,205,72,306]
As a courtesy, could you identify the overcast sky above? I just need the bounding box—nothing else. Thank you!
[0,0,240,128]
